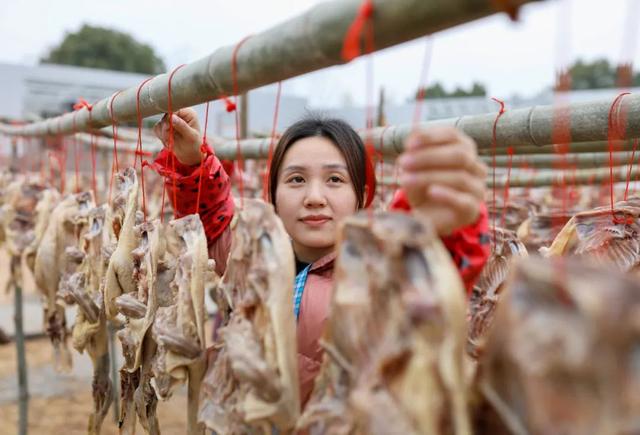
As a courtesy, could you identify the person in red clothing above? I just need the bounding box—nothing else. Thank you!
[153,109,490,406]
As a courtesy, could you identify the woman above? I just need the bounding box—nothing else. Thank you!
[153,109,489,406]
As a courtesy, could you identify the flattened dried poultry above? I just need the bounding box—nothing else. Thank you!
[116,218,164,434]
[298,211,471,435]
[542,198,640,273]
[468,227,527,358]
[516,211,572,253]
[104,168,139,320]
[480,256,640,435]
[34,191,94,372]
[199,199,299,435]
[150,214,209,435]
[488,200,536,232]
[68,205,112,435]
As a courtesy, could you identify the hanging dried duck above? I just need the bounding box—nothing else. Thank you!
[468,227,527,358]
[199,199,299,435]
[479,256,640,435]
[298,211,471,435]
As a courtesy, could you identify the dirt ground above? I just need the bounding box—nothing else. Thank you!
[0,337,190,434]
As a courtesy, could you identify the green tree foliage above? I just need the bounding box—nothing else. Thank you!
[415,81,487,100]
[41,25,166,74]
[557,58,640,90]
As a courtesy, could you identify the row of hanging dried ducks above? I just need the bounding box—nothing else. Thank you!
[0,169,638,435]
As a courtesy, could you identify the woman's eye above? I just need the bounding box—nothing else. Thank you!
[287,176,305,184]
[328,176,344,183]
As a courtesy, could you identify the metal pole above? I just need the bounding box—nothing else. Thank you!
[0,0,543,137]
[108,324,120,423]
[240,93,249,139]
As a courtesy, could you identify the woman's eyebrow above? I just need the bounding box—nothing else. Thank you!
[282,165,307,173]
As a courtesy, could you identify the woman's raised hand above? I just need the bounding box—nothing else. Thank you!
[153,107,203,165]
[398,127,488,236]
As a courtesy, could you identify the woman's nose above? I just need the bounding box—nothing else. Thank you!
[303,181,327,207]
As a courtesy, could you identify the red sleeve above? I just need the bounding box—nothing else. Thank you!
[149,145,235,246]
[389,189,490,294]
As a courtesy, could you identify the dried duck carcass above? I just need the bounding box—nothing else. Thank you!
[34,191,94,372]
[297,211,471,435]
[542,198,640,273]
[116,217,164,435]
[199,199,299,435]
[148,214,210,435]
[516,211,572,253]
[468,227,527,358]
[487,199,536,232]
[479,256,640,435]
[66,205,113,435]
[104,167,140,320]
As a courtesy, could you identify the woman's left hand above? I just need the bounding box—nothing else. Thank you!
[398,127,487,236]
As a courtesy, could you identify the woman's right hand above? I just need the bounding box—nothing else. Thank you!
[153,107,203,166]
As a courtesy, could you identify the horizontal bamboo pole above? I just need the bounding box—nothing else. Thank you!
[480,149,638,168]
[0,0,542,138]
[479,140,640,156]
[488,165,640,188]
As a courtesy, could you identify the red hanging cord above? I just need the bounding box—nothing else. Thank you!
[228,36,252,206]
[412,37,434,126]
[500,146,514,228]
[490,97,506,248]
[73,98,96,199]
[71,111,80,193]
[195,101,211,215]
[341,0,374,62]
[160,64,186,222]
[263,81,282,202]
[607,92,631,223]
[623,139,638,201]
[135,77,154,221]
[108,91,123,204]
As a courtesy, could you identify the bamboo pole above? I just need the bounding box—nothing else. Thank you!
[488,165,640,188]
[480,149,639,168]
[0,0,543,138]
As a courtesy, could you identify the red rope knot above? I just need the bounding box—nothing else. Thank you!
[73,98,93,112]
[506,146,514,156]
[608,92,631,141]
[134,149,153,158]
[491,97,506,115]
[223,97,237,112]
[612,214,635,226]
[341,0,374,62]
[491,0,520,21]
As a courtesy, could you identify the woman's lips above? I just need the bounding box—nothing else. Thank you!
[300,216,331,226]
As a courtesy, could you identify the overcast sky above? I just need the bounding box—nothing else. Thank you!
[0,0,636,107]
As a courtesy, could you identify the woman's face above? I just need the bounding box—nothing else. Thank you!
[275,136,359,263]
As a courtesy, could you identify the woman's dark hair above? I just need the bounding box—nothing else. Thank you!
[268,116,375,209]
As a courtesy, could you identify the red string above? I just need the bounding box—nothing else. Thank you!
[195,101,211,215]
[134,77,154,170]
[158,64,186,222]
[108,91,123,204]
[341,0,374,62]
[490,97,506,247]
[74,99,98,202]
[71,111,80,193]
[229,36,252,206]
[135,77,154,221]
[412,37,434,125]
[607,92,631,223]
[623,139,638,201]
[500,146,514,228]
[263,81,282,202]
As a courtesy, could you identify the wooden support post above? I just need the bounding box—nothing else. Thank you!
[12,256,28,435]
[108,324,120,423]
